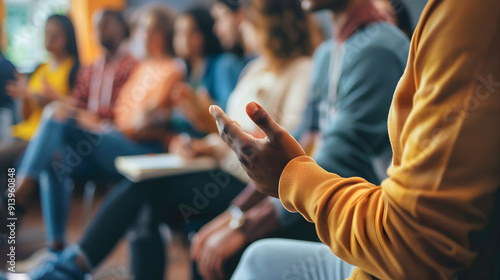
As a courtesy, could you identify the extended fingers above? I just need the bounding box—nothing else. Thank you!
[246,102,285,144]
[191,234,202,260]
[210,105,253,147]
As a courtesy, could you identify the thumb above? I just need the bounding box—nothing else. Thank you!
[246,102,284,143]
[190,234,201,260]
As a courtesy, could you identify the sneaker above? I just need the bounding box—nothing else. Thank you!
[15,248,59,273]
[27,245,88,280]
[28,260,84,280]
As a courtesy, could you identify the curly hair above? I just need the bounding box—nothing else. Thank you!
[245,0,312,65]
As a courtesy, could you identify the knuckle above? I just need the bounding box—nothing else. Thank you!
[222,123,232,137]
[254,112,269,126]
[240,143,254,156]
[237,153,249,166]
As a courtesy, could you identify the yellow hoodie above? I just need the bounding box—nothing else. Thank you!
[279,0,500,279]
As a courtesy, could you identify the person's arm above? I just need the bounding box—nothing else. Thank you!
[123,67,184,141]
[279,2,500,279]
[157,67,185,109]
[177,55,245,134]
[231,183,267,212]
[238,198,280,242]
[20,94,37,121]
[176,85,219,134]
[229,45,403,246]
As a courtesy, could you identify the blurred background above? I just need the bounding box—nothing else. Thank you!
[1,0,426,73]
[0,0,429,279]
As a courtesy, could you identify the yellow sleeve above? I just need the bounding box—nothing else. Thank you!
[279,0,500,279]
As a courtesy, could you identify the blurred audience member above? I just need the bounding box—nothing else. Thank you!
[0,50,16,208]
[0,50,16,141]
[12,9,137,272]
[0,14,79,182]
[188,3,314,279]
[170,7,246,134]
[21,0,313,279]
[221,0,500,279]
[6,7,183,278]
[72,9,137,123]
[192,0,410,279]
[211,0,250,58]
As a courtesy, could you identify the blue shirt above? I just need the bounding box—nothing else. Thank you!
[203,53,247,111]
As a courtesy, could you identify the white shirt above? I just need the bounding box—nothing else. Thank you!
[207,56,313,182]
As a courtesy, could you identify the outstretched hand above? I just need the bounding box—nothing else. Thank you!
[209,102,306,198]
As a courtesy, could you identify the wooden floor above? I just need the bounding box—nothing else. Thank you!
[0,193,191,280]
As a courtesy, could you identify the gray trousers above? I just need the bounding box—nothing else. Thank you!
[231,239,356,280]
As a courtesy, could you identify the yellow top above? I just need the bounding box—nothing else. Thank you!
[12,58,74,141]
[279,0,500,279]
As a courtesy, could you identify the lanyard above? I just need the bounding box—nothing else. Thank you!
[319,42,345,132]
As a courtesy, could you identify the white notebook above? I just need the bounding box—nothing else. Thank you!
[115,153,218,182]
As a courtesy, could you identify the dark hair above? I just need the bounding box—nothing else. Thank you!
[215,0,243,11]
[245,0,312,66]
[389,0,413,38]
[47,14,80,89]
[213,0,245,57]
[182,7,223,57]
[145,5,176,56]
[101,9,130,38]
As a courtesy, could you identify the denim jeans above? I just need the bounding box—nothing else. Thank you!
[17,114,163,244]
[77,170,247,280]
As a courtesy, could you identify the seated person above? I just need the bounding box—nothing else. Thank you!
[24,0,313,279]
[72,9,137,126]
[9,5,184,271]
[170,6,247,135]
[210,0,500,279]
[0,14,79,175]
[191,0,411,279]
[0,50,16,144]
[11,9,138,272]
[0,50,16,129]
